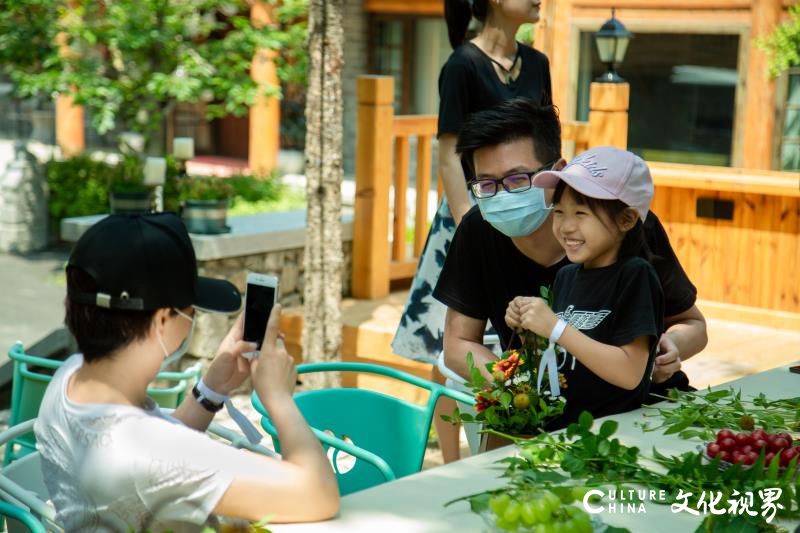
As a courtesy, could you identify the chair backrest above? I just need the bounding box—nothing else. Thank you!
[294,387,429,494]
[253,362,475,496]
[5,342,200,465]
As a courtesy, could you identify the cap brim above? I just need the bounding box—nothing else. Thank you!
[533,170,618,201]
[195,277,242,313]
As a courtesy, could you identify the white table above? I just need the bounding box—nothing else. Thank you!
[271,362,800,532]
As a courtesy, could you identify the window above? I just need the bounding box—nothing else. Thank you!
[778,68,800,171]
[368,17,415,114]
[577,32,740,167]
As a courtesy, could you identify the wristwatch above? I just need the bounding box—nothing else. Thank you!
[192,383,224,413]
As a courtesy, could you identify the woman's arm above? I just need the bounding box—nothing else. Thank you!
[214,305,339,522]
[172,313,256,431]
[438,134,473,225]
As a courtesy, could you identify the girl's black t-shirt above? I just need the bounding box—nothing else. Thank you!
[437,42,552,139]
[550,257,664,428]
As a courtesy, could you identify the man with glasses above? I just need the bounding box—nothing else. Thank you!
[433,98,708,400]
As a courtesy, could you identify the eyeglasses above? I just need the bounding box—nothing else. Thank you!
[468,160,558,199]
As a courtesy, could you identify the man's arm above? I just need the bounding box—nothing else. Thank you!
[653,304,708,384]
[443,308,498,381]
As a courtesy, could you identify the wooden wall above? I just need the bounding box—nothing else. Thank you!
[650,163,800,328]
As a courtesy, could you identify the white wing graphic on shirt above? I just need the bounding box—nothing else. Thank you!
[556,305,611,331]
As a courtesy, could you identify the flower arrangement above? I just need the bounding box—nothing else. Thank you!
[446,287,566,437]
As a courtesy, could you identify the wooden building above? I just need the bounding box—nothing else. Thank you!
[362,0,800,172]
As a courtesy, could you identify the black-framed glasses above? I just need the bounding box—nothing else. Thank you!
[468,159,558,199]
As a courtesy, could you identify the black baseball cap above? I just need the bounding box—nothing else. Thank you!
[67,213,241,313]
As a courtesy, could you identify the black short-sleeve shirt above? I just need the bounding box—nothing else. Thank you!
[433,206,697,350]
[437,42,552,139]
[551,257,664,427]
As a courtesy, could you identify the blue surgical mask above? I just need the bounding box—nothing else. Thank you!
[476,186,552,237]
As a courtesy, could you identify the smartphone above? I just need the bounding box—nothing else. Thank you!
[243,273,279,356]
[789,365,800,375]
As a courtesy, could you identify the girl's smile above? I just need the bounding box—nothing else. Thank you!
[552,187,624,269]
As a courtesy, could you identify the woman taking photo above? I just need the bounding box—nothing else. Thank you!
[35,213,339,531]
[392,0,553,462]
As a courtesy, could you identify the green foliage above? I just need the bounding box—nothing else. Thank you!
[0,0,308,144]
[180,176,234,202]
[46,155,302,234]
[452,412,800,532]
[759,4,800,77]
[638,388,800,441]
[45,155,110,223]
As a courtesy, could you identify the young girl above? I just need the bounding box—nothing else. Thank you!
[505,146,664,427]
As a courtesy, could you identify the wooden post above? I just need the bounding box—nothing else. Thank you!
[248,1,280,174]
[55,16,84,156]
[741,0,782,170]
[588,82,629,149]
[55,94,84,156]
[534,0,572,115]
[352,76,394,299]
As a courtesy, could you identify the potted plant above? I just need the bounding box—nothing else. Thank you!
[108,156,151,214]
[444,287,566,451]
[180,176,233,234]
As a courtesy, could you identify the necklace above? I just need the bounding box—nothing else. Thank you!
[487,46,521,85]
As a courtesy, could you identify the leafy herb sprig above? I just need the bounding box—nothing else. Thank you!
[639,389,800,441]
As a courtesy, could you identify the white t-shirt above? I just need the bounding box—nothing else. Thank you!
[34,354,257,532]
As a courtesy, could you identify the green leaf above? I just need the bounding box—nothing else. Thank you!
[561,452,586,473]
[703,390,733,402]
[599,420,619,439]
[664,416,697,435]
[578,411,594,432]
[466,352,486,389]
[468,492,491,514]
[499,392,512,408]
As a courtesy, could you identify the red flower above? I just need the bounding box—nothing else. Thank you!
[475,391,499,413]
[493,350,523,381]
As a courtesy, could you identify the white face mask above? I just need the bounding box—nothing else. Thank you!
[158,308,195,370]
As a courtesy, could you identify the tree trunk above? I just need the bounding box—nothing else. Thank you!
[302,0,344,388]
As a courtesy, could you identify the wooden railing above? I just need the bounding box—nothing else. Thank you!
[352,76,438,298]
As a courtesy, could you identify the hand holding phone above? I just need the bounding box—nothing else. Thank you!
[243,273,279,358]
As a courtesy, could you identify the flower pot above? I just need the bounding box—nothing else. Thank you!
[110,190,151,214]
[479,432,536,453]
[182,199,230,234]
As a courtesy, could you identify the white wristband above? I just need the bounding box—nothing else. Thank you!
[198,379,230,405]
[549,319,568,344]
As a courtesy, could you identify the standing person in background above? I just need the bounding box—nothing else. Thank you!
[392,0,552,463]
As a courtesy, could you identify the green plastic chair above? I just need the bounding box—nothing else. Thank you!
[251,362,475,496]
[0,501,46,533]
[5,342,201,465]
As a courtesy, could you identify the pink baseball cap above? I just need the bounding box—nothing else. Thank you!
[532,146,654,221]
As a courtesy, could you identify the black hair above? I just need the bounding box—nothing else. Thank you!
[552,181,653,262]
[456,98,562,180]
[65,267,161,363]
[444,0,488,49]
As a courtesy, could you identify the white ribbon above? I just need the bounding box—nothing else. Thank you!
[537,341,561,397]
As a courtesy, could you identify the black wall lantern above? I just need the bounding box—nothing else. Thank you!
[594,8,633,83]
